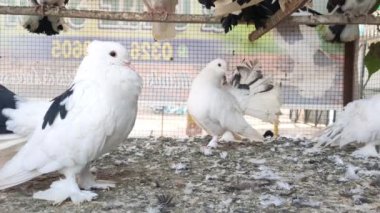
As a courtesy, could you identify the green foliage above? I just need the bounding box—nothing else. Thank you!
[365,42,380,78]
[363,42,380,89]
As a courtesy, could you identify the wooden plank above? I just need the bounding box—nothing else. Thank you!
[0,6,380,25]
[214,0,264,17]
[248,0,309,42]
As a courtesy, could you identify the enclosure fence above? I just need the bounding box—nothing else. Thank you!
[1,0,379,138]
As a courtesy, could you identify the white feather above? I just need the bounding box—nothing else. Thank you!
[341,0,378,16]
[315,94,380,156]
[0,97,49,168]
[2,98,50,137]
[339,25,360,42]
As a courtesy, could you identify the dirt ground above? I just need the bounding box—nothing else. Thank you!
[1,136,380,212]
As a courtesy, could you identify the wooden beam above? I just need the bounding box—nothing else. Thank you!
[214,0,264,17]
[1,6,380,25]
[249,0,309,41]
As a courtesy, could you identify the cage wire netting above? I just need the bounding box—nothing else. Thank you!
[0,0,352,138]
[358,11,380,99]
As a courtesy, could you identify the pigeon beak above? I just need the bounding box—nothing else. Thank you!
[124,59,131,65]
[124,60,136,70]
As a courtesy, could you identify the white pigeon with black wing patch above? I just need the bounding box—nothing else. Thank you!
[0,40,142,204]
[188,58,281,148]
[22,0,69,35]
[322,0,380,42]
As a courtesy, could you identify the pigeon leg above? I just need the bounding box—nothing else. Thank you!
[31,0,42,13]
[343,9,357,22]
[152,5,169,20]
[351,143,380,158]
[273,119,279,138]
[160,10,169,20]
[207,136,218,148]
[78,165,116,190]
[58,4,66,10]
[142,0,154,17]
[33,170,98,204]
[41,3,49,15]
[328,5,340,15]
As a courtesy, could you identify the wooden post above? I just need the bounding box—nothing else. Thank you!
[343,41,356,106]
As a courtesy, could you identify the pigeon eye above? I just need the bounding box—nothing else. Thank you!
[57,25,63,30]
[26,24,31,29]
[218,63,221,67]
[109,51,117,57]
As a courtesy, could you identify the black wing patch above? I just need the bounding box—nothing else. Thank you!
[231,62,274,94]
[25,16,60,36]
[0,85,16,134]
[198,0,215,9]
[42,85,74,129]
[327,0,345,13]
[328,25,346,42]
[232,70,264,90]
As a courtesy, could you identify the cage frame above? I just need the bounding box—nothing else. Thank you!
[1,5,379,106]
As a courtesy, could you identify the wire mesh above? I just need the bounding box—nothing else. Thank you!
[358,9,380,99]
[0,0,348,138]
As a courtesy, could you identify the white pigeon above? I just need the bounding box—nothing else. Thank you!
[314,94,380,158]
[322,0,380,42]
[187,58,281,148]
[0,40,142,204]
[22,0,68,35]
[142,0,178,41]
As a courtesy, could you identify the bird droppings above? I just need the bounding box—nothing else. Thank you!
[219,151,228,159]
[260,194,286,208]
[329,155,345,166]
[200,146,213,156]
[342,164,360,181]
[2,136,380,211]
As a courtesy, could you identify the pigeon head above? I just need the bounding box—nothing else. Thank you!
[205,58,228,79]
[75,40,141,93]
[86,40,130,67]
